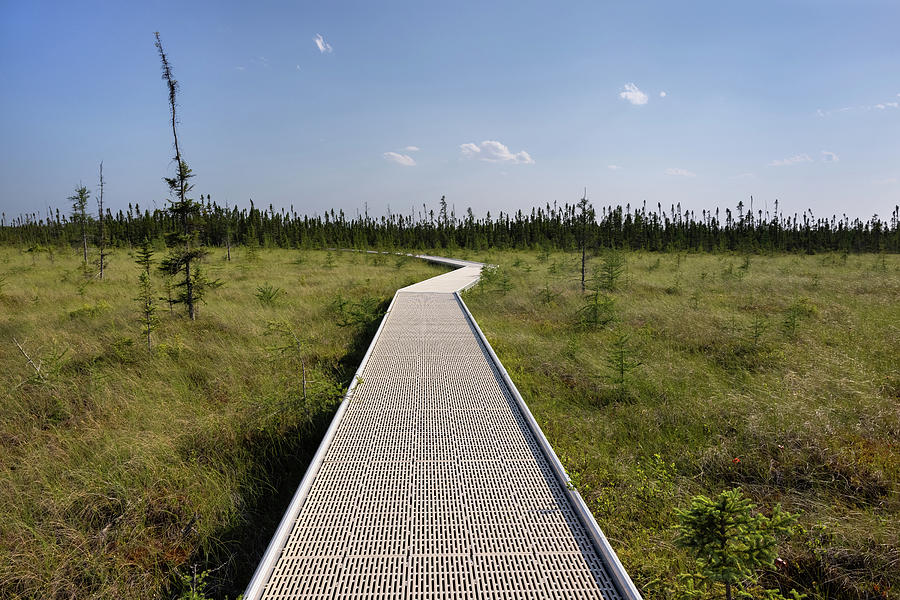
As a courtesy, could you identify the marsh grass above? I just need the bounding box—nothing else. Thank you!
[0,247,447,599]
[463,249,900,600]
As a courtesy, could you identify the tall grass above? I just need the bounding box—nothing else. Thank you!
[463,249,900,600]
[0,247,447,599]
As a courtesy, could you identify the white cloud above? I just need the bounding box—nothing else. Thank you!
[659,91,667,98]
[873,177,897,185]
[460,143,480,158]
[769,154,813,167]
[734,172,755,179]
[404,146,420,152]
[818,98,900,116]
[619,83,648,105]
[607,164,623,170]
[383,152,416,166]
[459,140,534,164]
[314,34,332,54]
[821,150,839,163]
[665,168,696,177]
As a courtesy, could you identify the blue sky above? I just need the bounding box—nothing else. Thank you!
[1,0,898,221]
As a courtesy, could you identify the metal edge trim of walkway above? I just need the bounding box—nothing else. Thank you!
[243,254,642,600]
[242,291,402,600]
[453,291,642,600]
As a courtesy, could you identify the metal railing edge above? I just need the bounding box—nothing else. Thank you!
[454,290,643,600]
[242,291,401,600]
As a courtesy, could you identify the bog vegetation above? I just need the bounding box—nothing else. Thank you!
[461,248,899,600]
[0,247,448,599]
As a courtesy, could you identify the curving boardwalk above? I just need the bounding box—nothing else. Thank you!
[245,255,641,600]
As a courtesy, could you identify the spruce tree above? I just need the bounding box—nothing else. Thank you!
[605,332,641,393]
[135,240,158,351]
[576,192,595,292]
[68,185,90,265]
[154,32,215,320]
[676,488,797,600]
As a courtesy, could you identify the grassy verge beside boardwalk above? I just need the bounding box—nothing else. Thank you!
[0,247,447,599]
[461,249,899,600]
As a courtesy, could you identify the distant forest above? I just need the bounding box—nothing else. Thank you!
[2,195,898,254]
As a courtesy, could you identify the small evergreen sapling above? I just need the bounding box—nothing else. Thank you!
[576,192,595,292]
[256,282,283,305]
[598,250,625,291]
[605,332,641,393]
[266,320,308,403]
[675,488,799,600]
[538,283,559,305]
[748,315,768,349]
[69,185,90,267]
[135,240,158,351]
[579,288,616,328]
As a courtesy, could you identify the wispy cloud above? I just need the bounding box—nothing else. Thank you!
[607,164,623,170]
[383,152,416,166]
[734,172,755,179]
[460,140,534,164]
[873,177,897,185]
[314,34,332,54]
[659,91,667,98]
[769,154,813,167]
[665,167,696,177]
[821,150,839,163]
[817,96,900,117]
[404,146,420,152]
[619,83,648,106]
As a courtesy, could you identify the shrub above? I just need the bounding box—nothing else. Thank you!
[675,488,800,600]
[255,282,283,305]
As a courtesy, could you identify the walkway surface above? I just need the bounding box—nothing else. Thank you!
[245,255,640,600]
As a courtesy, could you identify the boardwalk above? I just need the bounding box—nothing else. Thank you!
[245,256,641,600]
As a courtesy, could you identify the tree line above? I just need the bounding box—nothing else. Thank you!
[3,195,897,255]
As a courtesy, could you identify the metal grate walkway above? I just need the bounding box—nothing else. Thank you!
[245,255,641,600]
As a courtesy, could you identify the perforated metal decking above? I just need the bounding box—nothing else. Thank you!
[244,256,641,600]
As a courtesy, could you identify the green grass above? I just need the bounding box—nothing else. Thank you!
[2,246,898,599]
[460,249,899,599]
[0,246,447,599]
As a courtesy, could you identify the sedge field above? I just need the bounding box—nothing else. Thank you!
[0,246,898,599]
[459,249,899,599]
[0,247,448,599]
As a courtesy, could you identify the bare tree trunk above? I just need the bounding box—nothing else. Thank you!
[14,338,45,382]
[580,189,588,292]
[97,162,105,279]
